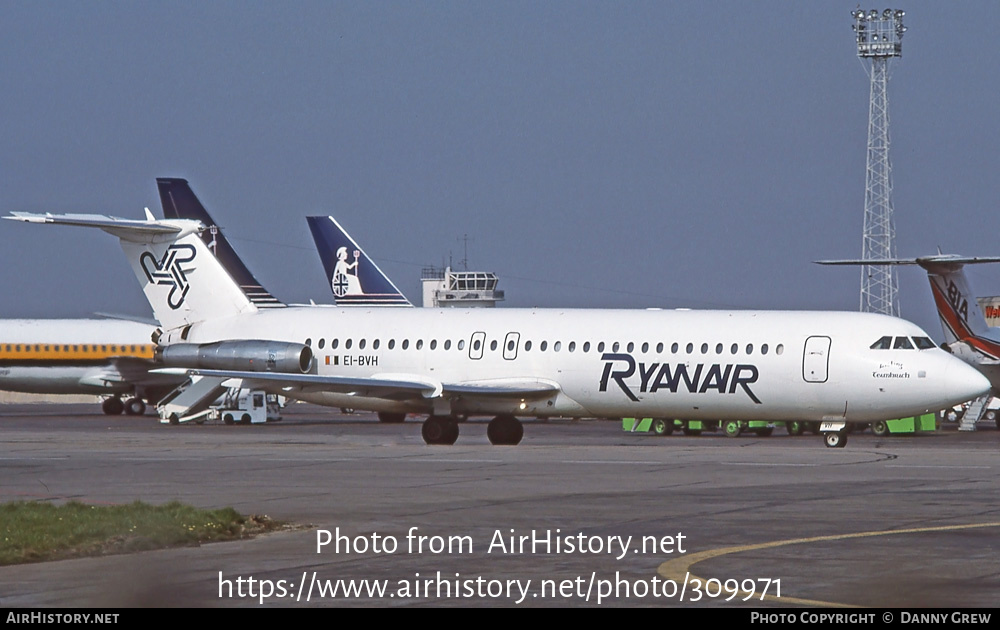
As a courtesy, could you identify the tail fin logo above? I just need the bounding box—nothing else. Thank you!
[332,247,363,297]
[139,244,197,310]
[946,279,970,323]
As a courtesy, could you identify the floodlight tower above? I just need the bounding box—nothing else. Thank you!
[852,8,906,316]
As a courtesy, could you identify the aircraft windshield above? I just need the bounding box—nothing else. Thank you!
[870,335,935,350]
[870,336,892,349]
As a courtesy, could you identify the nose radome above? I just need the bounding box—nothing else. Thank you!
[944,358,992,406]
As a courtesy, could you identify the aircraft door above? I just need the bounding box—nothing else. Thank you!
[503,332,520,360]
[469,332,486,360]
[802,336,831,383]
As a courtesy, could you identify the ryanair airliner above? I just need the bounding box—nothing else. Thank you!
[9,211,989,447]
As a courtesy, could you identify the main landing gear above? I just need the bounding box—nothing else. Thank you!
[421,415,459,445]
[486,414,523,445]
[102,396,147,416]
[420,414,524,446]
[102,397,124,415]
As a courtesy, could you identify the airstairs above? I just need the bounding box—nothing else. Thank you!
[156,375,228,424]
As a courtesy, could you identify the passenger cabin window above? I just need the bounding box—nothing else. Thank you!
[893,336,914,350]
[870,336,892,350]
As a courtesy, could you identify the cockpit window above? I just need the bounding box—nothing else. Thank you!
[870,336,892,350]
[913,336,936,350]
[893,336,914,350]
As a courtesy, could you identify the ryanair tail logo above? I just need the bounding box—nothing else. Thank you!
[598,353,761,404]
[139,244,197,310]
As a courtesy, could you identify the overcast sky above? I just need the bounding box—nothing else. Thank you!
[2,2,999,340]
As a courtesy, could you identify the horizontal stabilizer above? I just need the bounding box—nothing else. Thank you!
[9,211,256,330]
[5,212,201,242]
[816,255,1000,270]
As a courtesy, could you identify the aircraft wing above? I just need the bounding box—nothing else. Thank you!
[151,368,559,401]
[109,357,189,387]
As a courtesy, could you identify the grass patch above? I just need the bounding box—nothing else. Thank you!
[0,500,284,565]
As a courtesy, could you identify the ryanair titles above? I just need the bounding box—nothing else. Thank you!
[598,353,761,404]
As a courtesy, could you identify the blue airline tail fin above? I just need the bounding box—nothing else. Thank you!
[157,178,284,309]
[306,216,412,307]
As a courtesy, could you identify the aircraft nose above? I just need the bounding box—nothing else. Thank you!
[941,356,991,405]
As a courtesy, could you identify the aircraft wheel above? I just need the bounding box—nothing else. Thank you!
[786,421,804,436]
[422,415,459,445]
[124,398,146,416]
[223,413,235,425]
[443,418,460,444]
[723,420,742,438]
[102,397,124,416]
[378,412,406,423]
[871,420,890,437]
[487,415,523,445]
[824,431,848,448]
[652,418,673,436]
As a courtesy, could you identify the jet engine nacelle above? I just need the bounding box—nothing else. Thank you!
[156,341,313,374]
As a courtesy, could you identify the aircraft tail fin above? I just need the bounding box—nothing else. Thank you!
[157,178,284,309]
[306,216,411,307]
[6,212,257,332]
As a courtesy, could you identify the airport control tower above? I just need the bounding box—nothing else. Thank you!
[852,8,906,316]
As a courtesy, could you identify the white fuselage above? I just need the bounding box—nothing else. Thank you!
[173,307,989,422]
[0,319,157,395]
